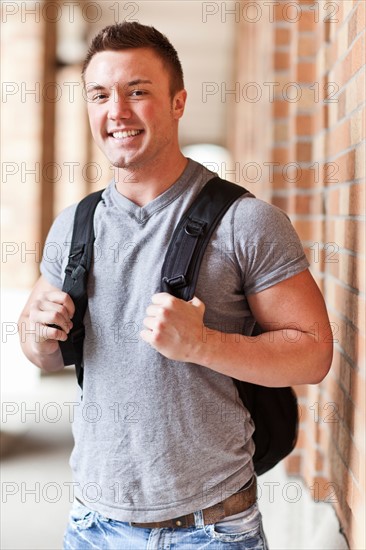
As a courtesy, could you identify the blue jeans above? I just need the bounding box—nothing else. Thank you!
[63,499,269,549]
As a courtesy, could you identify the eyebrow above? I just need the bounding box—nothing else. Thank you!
[86,79,153,92]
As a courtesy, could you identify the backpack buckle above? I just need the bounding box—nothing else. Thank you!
[162,275,187,289]
[184,218,206,237]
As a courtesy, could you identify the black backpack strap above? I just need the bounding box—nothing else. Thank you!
[59,189,105,390]
[161,177,248,300]
[160,176,298,476]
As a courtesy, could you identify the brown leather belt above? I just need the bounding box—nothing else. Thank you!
[130,476,256,529]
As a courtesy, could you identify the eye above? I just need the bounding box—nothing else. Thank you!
[130,89,146,97]
[93,93,108,101]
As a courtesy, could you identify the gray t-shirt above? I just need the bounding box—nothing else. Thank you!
[40,159,309,522]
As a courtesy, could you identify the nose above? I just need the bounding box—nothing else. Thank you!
[107,91,132,120]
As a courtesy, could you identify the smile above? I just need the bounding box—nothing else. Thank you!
[111,129,143,139]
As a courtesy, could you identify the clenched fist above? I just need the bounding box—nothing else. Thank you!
[140,293,206,363]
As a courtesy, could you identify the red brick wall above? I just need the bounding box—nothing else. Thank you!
[232,1,365,548]
[1,3,45,287]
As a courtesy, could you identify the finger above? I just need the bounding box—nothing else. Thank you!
[145,304,163,317]
[190,296,205,313]
[142,316,157,331]
[39,299,73,322]
[42,291,75,319]
[40,324,69,342]
[151,293,176,306]
[30,308,72,335]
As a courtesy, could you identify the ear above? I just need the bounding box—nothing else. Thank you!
[172,89,187,120]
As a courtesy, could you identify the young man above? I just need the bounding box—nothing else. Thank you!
[19,22,333,550]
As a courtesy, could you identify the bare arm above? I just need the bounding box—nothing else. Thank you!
[18,275,75,373]
[141,269,333,386]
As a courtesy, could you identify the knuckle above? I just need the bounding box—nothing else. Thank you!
[156,320,167,332]
[160,308,170,321]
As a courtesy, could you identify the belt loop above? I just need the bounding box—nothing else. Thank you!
[194,509,204,528]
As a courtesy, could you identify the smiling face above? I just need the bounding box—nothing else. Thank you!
[84,48,187,174]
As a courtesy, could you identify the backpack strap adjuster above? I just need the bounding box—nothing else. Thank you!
[184,218,206,237]
[162,275,187,289]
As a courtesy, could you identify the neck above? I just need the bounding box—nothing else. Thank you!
[113,153,189,207]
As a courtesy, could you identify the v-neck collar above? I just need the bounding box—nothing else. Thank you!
[108,159,201,224]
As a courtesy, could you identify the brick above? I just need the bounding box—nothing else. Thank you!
[355,141,365,179]
[274,121,290,141]
[297,61,317,83]
[331,33,365,90]
[333,89,349,120]
[315,450,325,473]
[295,193,323,215]
[275,28,291,46]
[356,0,365,34]
[273,99,290,117]
[358,334,365,369]
[327,100,339,126]
[348,4,358,46]
[272,170,288,191]
[351,33,366,74]
[296,141,313,162]
[328,187,340,215]
[274,51,291,70]
[298,33,319,57]
[353,402,366,451]
[293,218,323,241]
[328,445,348,491]
[329,53,350,92]
[350,107,365,145]
[324,150,356,185]
[275,72,298,93]
[311,475,341,503]
[297,86,319,110]
[336,250,366,293]
[273,146,291,164]
[299,9,318,32]
[285,453,302,475]
[296,113,315,135]
[343,181,365,216]
[337,19,350,59]
[325,119,351,157]
[325,39,339,72]
[274,2,305,23]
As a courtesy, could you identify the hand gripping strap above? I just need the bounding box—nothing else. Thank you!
[59,189,105,390]
[161,177,248,301]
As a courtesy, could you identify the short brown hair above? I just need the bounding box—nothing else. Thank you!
[82,22,184,97]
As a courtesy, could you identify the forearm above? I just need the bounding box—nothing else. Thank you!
[18,315,65,373]
[195,327,333,387]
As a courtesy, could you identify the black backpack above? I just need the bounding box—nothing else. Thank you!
[56,176,299,476]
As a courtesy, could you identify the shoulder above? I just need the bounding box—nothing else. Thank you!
[234,194,290,222]
[221,192,295,242]
[51,187,109,234]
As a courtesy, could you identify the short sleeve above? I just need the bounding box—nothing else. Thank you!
[232,198,309,295]
[40,204,77,289]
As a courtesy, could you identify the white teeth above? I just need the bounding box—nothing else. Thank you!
[112,130,142,138]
